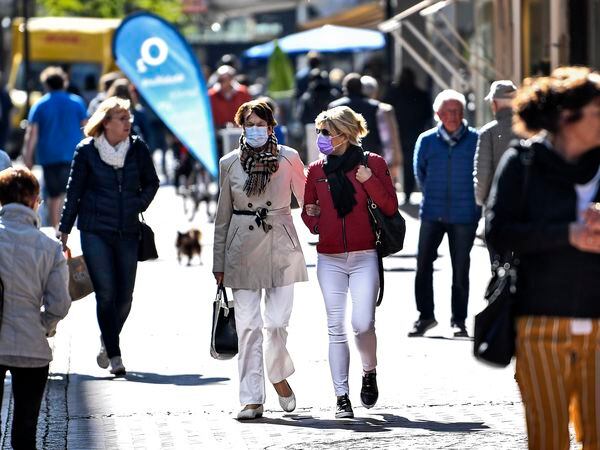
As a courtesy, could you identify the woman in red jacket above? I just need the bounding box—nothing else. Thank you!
[302,106,398,418]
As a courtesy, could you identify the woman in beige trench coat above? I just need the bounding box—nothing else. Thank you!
[213,100,308,420]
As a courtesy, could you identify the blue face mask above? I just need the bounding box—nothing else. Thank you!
[244,126,269,148]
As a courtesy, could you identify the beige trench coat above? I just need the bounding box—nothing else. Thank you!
[213,145,309,289]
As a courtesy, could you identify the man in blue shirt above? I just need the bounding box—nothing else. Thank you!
[409,90,481,338]
[22,66,87,230]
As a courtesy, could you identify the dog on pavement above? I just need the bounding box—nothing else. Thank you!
[176,229,202,266]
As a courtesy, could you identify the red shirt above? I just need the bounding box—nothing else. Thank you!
[302,152,398,254]
[208,85,252,128]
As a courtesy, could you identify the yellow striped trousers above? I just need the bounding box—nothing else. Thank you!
[516,316,600,450]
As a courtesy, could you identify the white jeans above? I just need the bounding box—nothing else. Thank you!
[232,284,295,405]
[317,250,379,396]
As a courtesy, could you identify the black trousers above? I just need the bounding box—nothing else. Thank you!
[0,364,49,450]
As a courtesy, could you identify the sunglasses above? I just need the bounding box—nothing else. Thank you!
[316,128,334,137]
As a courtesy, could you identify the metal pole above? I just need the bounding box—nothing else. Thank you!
[23,0,31,120]
[385,0,395,86]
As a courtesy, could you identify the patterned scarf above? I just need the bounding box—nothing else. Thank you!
[95,133,130,169]
[438,120,468,147]
[239,133,279,197]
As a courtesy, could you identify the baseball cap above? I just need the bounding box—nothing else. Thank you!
[485,80,517,101]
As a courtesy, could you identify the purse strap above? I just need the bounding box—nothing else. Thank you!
[362,151,385,306]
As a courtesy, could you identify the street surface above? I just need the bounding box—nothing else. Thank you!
[1,178,553,449]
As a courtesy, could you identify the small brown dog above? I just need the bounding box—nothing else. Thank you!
[176,229,202,266]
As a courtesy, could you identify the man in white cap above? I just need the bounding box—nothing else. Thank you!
[473,80,517,262]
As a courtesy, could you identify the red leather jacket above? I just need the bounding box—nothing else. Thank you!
[302,152,398,254]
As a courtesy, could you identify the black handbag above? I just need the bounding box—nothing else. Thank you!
[473,148,533,367]
[210,284,238,360]
[138,213,158,261]
[473,260,517,366]
[362,152,406,305]
[363,153,406,258]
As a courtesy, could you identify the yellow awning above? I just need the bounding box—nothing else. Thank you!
[299,2,385,30]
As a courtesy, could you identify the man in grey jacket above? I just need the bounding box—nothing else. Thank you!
[473,80,517,262]
[474,80,517,207]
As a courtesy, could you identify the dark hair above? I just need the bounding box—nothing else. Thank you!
[40,66,66,91]
[234,100,277,127]
[106,78,131,101]
[514,66,600,136]
[343,73,363,96]
[307,51,321,69]
[0,168,40,207]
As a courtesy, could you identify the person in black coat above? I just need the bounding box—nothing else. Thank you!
[486,67,600,449]
[59,96,159,376]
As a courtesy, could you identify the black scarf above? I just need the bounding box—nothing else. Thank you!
[323,145,363,218]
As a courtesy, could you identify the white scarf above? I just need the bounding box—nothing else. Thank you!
[95,133,131,169]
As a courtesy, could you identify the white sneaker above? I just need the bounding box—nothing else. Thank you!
[97,342,109,369]
[109,356,126,376]
[236,405,263,420]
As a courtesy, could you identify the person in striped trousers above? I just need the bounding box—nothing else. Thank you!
[487,66,600,449]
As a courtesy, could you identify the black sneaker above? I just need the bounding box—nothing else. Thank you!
[408,318,438,337]
[452,322,469,338]
[360,372,378,408]
[335,394,354,419]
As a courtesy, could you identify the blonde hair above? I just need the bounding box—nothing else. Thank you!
[84,96,131,137]
[315,106,368,146]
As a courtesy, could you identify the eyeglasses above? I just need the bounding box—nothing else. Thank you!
[109,115,134,124]
[316,128,333,137]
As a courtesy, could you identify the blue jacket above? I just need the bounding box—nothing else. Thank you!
[413,125,481,224]
[59,135,159,235]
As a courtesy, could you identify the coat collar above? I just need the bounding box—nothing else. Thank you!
[0,203,40,228]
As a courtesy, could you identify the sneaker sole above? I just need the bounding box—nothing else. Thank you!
[97,354,109,369]
[407,321,438,337]
[361,399,377,409]
[335,411,354,419]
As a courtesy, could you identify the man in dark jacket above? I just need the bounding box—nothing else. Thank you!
[384,68,431,204]
[328,73,383,156]
[409,90,481,338]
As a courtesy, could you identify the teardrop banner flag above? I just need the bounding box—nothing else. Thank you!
[112,12,218,177]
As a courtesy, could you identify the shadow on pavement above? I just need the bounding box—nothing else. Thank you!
[252,412,488,433]
[67,372,229,386]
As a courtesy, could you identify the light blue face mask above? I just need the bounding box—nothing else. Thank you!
[244,126,269,148]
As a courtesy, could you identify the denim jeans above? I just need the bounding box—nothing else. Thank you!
[81,231,139,358]
[0,364,49,450]
[414,220,477,324]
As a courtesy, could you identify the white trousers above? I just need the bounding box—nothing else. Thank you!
[232,284,295,405]
[317,250,379,396]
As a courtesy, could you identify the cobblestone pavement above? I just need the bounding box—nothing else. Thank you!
[1,186,540,449]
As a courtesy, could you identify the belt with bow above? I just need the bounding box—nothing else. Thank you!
[232,206,291,233]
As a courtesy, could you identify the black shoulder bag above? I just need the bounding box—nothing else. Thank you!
[473,149,533,367]
[363,152,406,305]
[210,284,238,360]
[135,146,158,261]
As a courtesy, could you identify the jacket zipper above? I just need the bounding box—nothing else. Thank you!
[342,217,348,252]
[446,147,452,221]
[116,169,124,236]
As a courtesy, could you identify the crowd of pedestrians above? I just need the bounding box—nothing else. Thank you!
[0,50,599,450]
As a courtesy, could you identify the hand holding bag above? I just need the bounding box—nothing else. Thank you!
[138,212,158,261]
[65,247,94,301]
[210,284,238,360]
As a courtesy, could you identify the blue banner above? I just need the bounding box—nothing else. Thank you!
[112,12,218,177]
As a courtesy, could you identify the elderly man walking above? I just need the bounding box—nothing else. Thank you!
[409,90,481,338]
[473,81,517,263]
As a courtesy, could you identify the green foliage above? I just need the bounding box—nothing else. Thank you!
[36,0,183,22]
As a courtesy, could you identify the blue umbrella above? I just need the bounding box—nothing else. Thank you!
[244,24,385,59]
